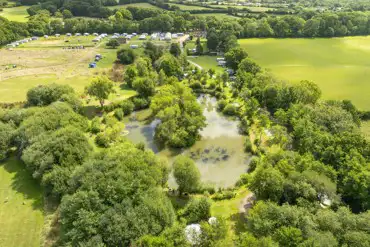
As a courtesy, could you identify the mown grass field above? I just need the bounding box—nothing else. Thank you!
[193,13,239,19]
[187,55,225,73]
[0,157,44,247]
[0,6,29,22]
[209,5,274,12]
[240,37,370,110]
[170,3,208,10]
[0,35,137,102]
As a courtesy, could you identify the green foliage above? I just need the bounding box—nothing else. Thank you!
[225,47,248,71]
[222,103,238,116]
[119,100,135,115]
[249,166,284,202]
[114,108,124,120]
[181,197,211,224]
[173,156,201,194]
[60,143,174,245]
[155,54,181,77]
[133,77,156,98]
[151,83,206,148]
[169,43,181,57]
[26,83,75,107]
[117,47,136,64]
[0,122,14,160]
[123,65,138,88]
[90,117,101,134]
[21,127,92,197]
[106,38,120,49]
[85,76,115,108]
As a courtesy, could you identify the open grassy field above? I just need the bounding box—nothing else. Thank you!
[193,13,239,19]
[107,3,161,9]
[209,5,274,12]
[187,55,225,73]
[0,35,137,102]
[0,6,29,22]
[361,121,370,140]
[0,156,44,247]
[240,37,370,110]
[170,3,208,10]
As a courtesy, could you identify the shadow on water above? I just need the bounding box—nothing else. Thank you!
[0,156,44,211]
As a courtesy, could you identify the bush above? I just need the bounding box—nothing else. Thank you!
[90,117,101,134]
[244,137,253,153]
[120,100,134,115]
[217,99,227,111]
[236,174,250,187]
[117,48,136,64]
[223,104,238,116]
[95,132,110,147]
[248,157,259,173]
[190,81,202,90]
[114,108,124,120]
[181,197,211,224]
[132,97,149,110]
[213,190,236,201]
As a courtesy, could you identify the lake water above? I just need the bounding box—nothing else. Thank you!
[123,95,250,188]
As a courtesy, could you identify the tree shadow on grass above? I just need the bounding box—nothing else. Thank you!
[1,156,44,211]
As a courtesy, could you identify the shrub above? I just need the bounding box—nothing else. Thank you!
[182,197,211,223]
[120,100,134,115]
[244,137,253,153]
[223,104,238,116]
[213,190,236,201]
[217,99,227,111]
[95,132,110,147]
[114,108,124,120]
[190,81,202,90]
[90,117,101,134]
[132,97,149,110]
[236,174,250,186]
[248,157,259,173]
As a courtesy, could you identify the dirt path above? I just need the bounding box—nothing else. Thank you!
[188,59,203,70]
[239,192,255,213]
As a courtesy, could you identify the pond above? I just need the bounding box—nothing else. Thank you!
[123,95,250,188]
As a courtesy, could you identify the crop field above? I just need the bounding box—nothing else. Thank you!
[0,157,44,247]
[107,3,161,9]
[240,37,370,110]
[0,6,29,22]
[0,35,138,103]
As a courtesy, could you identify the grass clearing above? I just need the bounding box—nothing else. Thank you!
[0,156,44,247]
[187,55,225,73]
[0,6,29,22]
[0,35,138,102]
[240,37,370,110]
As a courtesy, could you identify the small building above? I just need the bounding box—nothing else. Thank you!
[130,45,139,49]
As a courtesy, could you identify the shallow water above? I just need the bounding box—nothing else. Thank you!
[123,95,249,188]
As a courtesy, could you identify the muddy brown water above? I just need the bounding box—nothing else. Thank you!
[123,95,250,188]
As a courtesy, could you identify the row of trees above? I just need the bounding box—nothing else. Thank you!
[219,38,370,245]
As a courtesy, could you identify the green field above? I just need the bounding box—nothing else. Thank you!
[193,13,239,19]
[107,3,161,9]
[240,37,370,110]
[170,3,208,10]
[209,4,273,12]
[0,35,138,102]
[0,157,44,247]
[0,6,29,22]
[187,55,225,73]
